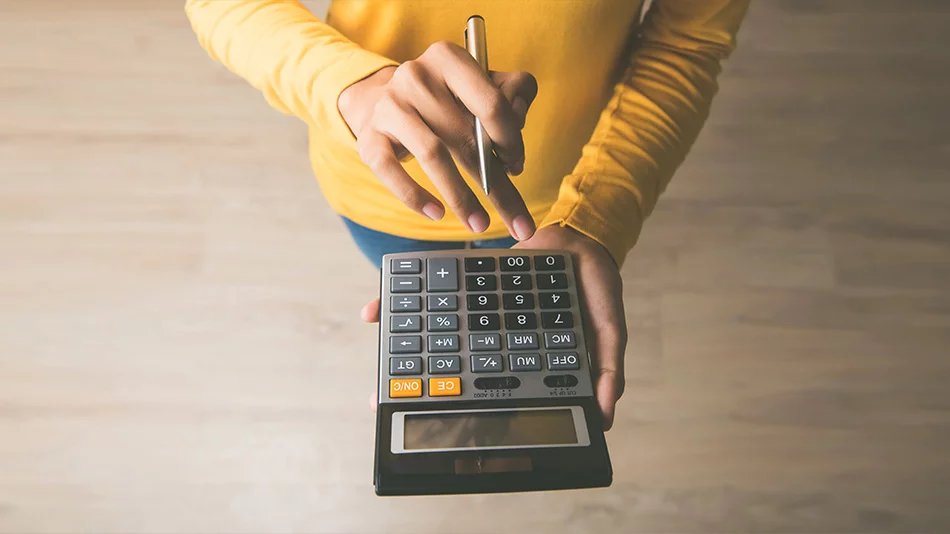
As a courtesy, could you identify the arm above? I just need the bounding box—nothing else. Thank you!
[184,0,397,144]
[539,0,751,267]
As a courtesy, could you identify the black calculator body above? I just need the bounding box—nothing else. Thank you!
[374,250,612,496]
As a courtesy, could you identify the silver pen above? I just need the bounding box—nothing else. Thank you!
[465,15,492,195]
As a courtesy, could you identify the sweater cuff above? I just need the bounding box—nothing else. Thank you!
[311,46,397,147]
[539,182,643,269]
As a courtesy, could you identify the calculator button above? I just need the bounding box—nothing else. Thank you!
[428,314,459,332]
[470,333,501,351]
[539,291,571,309]
[390,315,422,333]
[428,355,461,374]
[391,258,422,274]
[541,311,574,329]
[468,313,501,331]
[537,272,569,290]
[544,331,576,349]
[508,353,542,372]
[464,257,496,272]
[426,258,459,292]
[501,274,532,291]
[505,312,537,330]
[543,374,579,388]
[502,292,534,310]
[389,378,422,398]
[390,335,422,354]
[465,274,497,291]
[389,356,423,375]
[500,255,530,271]
[546,352,581,371]
[427,294,458,311]
[534,254,565,271]
[471,354,504,373]
[507,332,539,350]
[390,295,422,313]
[428,334,460,352]
[391,276,422,293]
[474,376,521,390]
[467,293,499,311]
[429,377,462,396]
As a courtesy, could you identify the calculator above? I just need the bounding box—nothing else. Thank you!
[374,249,612,496]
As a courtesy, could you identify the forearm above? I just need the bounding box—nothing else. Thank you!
[185,0,396,142]
[540,0,750,267]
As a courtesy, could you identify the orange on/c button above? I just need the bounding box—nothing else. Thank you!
[389,378,422,398]
[429,377,461,396]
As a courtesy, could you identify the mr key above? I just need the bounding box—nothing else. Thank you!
[374,249,612,496]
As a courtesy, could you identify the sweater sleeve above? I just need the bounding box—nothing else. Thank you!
[184,0,397,145]
[538,0,750,267]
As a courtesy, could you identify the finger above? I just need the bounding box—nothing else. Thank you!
[491,70,539,133]
[428,42,526,173]
[369,391,378,413]
[576,259,627,431]
[358,129,445,221]
[379,104,490,233]
[485,170,536,241]
[590,319,626,430]
[360,298,381,323]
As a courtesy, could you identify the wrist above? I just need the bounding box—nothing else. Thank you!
[338,66,396,138]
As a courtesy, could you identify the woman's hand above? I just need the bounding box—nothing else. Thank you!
[338,41,539,240]
[358,226,628,430]
[512,226,627,430]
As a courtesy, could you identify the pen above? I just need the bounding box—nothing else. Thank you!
[465,15,492,195]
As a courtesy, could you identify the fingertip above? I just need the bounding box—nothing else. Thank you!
[468,211,490,233]
[360,298,381,323]
[511,214,535,241]
[422,202,445,221]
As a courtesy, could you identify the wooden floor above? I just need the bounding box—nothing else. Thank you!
[2,1,949,532]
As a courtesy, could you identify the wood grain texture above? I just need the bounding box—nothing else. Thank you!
[1,1,949,532]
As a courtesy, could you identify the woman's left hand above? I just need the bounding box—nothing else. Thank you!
[359,225,628,430]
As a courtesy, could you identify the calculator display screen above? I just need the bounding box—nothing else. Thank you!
[402,409,578,450]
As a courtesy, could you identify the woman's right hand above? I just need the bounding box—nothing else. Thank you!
[337,41,539,240]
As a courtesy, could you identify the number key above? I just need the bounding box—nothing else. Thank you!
[503,292,534,310]
[505,312,537,330]
[467,293,499,311]
[501,274,532,290]
[465,274,497,291]
[541,311,573,329]
[468,313,501,331]
[500,255,530,271]
[537,272,569,290]
[534,254,565,271]
[539,291,571,309]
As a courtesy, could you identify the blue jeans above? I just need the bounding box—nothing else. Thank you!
[342,217,517,268]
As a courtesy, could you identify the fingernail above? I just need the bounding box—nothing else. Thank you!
[512,214,535,241]
[512,96,528,124]
[422,202,444,220]
[468,212,489,233]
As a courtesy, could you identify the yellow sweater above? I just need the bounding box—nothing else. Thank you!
[185,0,749,266]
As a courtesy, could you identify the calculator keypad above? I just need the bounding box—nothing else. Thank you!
[379,250,592,402]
